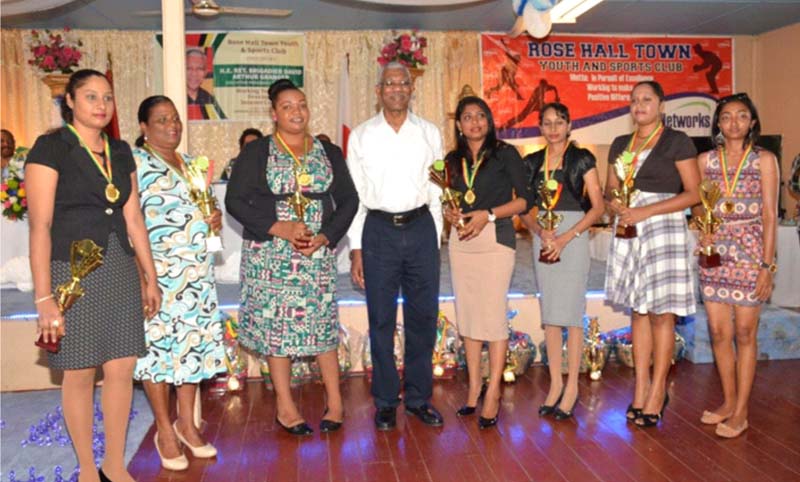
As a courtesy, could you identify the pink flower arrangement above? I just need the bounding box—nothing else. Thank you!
[27,28,83,74]
[1,175,27,221]
[377,30,428,69]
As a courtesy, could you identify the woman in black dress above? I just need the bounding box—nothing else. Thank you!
[26,69,160,482]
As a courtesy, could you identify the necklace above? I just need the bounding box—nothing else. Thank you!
[275,132,311,187]
[718,144,752,214]
[66,124,119,203]
[461,151,485,205]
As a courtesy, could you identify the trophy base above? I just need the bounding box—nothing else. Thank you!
[615,224,637,239]
[699,252,721,268]
[205,236,224,253]
[538,249,560,264]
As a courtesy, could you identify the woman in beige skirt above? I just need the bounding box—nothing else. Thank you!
[444,96,534,429]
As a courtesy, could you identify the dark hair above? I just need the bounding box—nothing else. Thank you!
[60,69,109,124]
[632,80,665,102]
[268,78,301,108]
[538,102,571,124]
[134,95,174,147]
[0,129,13,141]
[238,128,263,149]
[711,92,761,149]
[451,96,499,174]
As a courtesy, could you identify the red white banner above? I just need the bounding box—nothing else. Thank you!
[481,34,734,144]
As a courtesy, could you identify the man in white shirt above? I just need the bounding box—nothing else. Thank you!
[347,62,444,431]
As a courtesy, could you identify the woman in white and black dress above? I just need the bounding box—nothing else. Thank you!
[605,80,700,427]
[520,102,604,421]
[26,69,161,482]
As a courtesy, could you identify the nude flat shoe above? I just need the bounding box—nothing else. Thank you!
[700,410,729,425]
[715,420,748,438]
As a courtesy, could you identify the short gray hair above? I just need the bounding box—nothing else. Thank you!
[376,61,410,86]
[186,48,206,61]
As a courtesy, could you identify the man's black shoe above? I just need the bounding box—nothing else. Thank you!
[405,403,444,427]
[374,407,396,431]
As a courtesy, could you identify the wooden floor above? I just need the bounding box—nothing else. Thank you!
[128,360,800,482]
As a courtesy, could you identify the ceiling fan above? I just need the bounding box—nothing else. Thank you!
[135,0,292,18]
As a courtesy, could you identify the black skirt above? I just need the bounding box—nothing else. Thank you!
[47,233,146,370]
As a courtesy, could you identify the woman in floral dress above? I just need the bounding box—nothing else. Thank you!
[225,79,359,435]
[697,93,778,438]
[133,95,225,470]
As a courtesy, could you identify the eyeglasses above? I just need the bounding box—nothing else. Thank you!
[381,80,412,89]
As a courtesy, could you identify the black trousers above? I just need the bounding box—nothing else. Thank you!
[363,210,440,409]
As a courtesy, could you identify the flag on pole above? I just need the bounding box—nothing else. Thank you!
[337,54,352,158]
[104,53,121,140]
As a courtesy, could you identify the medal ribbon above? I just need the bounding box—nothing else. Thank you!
[142,144,190,183]
[543,143,568,183]
[461,151,485,192]
[719,144,753,198]
[623,122,663,184]
[274,132,308,181]
[66,124,112,184]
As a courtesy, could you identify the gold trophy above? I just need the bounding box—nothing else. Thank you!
[36,239,104,353]
[584,317,607,381]
[611,152,639,238]
[537,180,563,264]
[428,159,465,229]
[695,179,723,268]
[288,189,311,221]
[185,156,223,253]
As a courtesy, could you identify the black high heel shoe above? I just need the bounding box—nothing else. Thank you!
[553,397,578,420]
[456,383,488,417]
[98,469,112,482]
[478,397,501,429]
[276,416,314,435]
[538,388,564,417]
[635,393,669,427]
[626,404,643,422]
[319,407,343,433]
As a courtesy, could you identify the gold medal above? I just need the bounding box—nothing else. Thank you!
[105,183,120,203]
[297,172,312,187]
[721,200,735,214]
[545,179,559,191]
[464,189,476,205]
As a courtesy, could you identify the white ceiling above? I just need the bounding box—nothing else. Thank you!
[2,0,800,35]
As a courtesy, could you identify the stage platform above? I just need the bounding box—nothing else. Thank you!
[3,239,798,392]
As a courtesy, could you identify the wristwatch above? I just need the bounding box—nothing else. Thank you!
[759,261,778,273]
[487,209,497,223]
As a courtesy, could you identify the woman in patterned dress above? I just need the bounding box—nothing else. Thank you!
[605,81,700,427]
[133,96,225,470]
[225,79,359,435]
[696,93,778,438]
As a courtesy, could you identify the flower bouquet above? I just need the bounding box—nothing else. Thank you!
[28,28,83,74]
[377,30,428,69]
[1,174,27,221]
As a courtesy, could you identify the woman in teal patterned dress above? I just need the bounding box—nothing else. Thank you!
[133,96,225,470]
[226,79,359,435]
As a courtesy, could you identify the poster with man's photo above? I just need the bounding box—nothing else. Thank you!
[155,31,305,121]
[481,34,733,144]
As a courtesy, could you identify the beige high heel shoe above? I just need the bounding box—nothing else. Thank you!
[153,432,189,471]
[174,421,218,458]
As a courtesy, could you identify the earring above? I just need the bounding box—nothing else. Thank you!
[144,134,148,141]
[714,132,725,145]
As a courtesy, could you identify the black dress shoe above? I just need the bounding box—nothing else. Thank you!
[538,390,564,417]
[405,403,444,427]
[626,403,643,422]
[554,399,578,420]
[456,405,476,416]
[276,417,314,436]
[635,393,669,428]
[478,406,500,430]
[320,408,343,433]
[98,469,112,482]
[374,407,397,431]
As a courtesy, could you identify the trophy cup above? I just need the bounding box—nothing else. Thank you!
[611,152,639,238]
[537,180,563,264]
[288,189,311,221]
[36,239,104,353]
[428,160,465,229]
[584,317,607,381]
[695,179,723,268]
[185,156,223,253]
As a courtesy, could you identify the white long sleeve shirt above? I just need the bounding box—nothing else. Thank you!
[345,111,444,250]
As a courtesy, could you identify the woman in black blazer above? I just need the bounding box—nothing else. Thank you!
[26,69,160,482]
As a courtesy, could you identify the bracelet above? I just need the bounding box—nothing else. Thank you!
[34,294,54,305]
[574,230,582,238]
